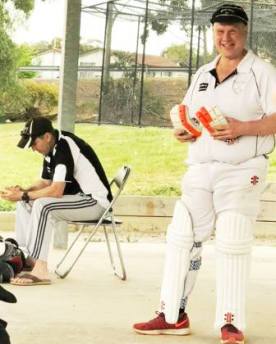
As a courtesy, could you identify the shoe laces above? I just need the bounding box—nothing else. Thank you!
[146,311,165,325]
[154,311,164,317]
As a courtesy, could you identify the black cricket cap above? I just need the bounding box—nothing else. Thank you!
[210,4,248,25]
[17,116,54,149]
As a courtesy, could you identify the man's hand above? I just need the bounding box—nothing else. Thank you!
[4,185,23,192]
[211,117,245,141]
[174,129,196,143]
[0,188,23,202]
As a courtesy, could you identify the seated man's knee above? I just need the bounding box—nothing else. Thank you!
[31,197,54,213]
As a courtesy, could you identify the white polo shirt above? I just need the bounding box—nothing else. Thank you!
[183,50,276,164]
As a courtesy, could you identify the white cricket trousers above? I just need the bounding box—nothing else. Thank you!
[160,156,268,326]
[181,156,268,242]
[181,156,268,330]
[15,194,106,261]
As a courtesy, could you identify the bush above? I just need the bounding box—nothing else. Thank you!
[0,80,58,121]
[23,80,58,119]
[0,83,29,119]
[0,78,186,124]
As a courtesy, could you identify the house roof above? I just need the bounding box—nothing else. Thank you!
[79,49,178,67]
[136,54,178,67]
[33,48,179,67]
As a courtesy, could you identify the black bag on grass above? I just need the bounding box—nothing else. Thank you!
[0,285,17,344]
[0,238,25,283]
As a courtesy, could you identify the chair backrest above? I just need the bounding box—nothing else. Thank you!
[109,166,131,206]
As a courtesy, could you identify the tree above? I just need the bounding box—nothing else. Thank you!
[9,0,34,14]
[15,44,37,79]
[163,42,213,67]
[0,0,35,117]
[162,44,192,67]
[0,0,34,89]
[150,1,212,66]
[149,0,189,35]
[135,0,209,77]
[111,50,136,78]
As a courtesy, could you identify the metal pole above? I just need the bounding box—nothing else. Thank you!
[188,0,196,86]
[196,26,201,70]
[249,0,254,50]
[98,1,112,125]
[131,15,141,124]
[138,0,149,127]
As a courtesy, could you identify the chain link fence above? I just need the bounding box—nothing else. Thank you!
[78,0,276,126]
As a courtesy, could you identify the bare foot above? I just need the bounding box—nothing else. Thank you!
[11,259,51,286]
[10,274,51,286]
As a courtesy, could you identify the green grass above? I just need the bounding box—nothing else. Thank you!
[0,122,188,210]
[1,122,276,211]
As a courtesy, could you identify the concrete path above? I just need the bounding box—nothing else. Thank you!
[1,233,276,344]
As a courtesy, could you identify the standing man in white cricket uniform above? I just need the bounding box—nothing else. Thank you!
[1,117,112,286]
[133,4,276,344]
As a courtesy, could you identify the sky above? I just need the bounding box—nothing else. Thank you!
[11,0,193,56]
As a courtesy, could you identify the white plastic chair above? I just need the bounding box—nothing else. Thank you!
[55,166,131,280]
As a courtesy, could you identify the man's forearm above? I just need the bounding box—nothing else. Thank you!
[27,183,64,200]
[242,113,276,136]
[0,180,64,202]
[24,179,51,192]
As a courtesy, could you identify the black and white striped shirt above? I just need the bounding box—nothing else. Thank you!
[41,130,112,208]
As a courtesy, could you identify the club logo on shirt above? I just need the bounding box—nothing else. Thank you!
[251,175,259,185]
[198,82,208,92]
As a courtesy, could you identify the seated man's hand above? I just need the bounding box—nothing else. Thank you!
[0,188,22,202]
[5,185,22,192]
[174,129,196,143]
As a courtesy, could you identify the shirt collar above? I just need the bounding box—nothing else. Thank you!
[45,129,60,158]
[52,130,61,156]
[236,49,256,72]
[204,49,256,74]
[204,54,221,72]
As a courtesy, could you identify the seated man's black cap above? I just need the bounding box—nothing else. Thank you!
[17,117,54,149]
[210,4,248,25]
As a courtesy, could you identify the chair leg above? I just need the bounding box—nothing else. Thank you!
[55,223,100,279]
[103,220,127,281]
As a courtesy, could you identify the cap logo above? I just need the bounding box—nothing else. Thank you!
[20,128,29,136]
[20,119,34,137]
[221,9,234,14]
[29,120,33,136]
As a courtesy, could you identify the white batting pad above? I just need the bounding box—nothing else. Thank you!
[160,200,194,323]
[215,212,254,330]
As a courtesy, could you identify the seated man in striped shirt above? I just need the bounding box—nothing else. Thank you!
[1,117,112,286]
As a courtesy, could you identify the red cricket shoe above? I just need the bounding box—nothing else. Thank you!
[133,311,190,335]
[221,324,244,344]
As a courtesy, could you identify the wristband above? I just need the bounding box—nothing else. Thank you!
[21,192,30,203]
